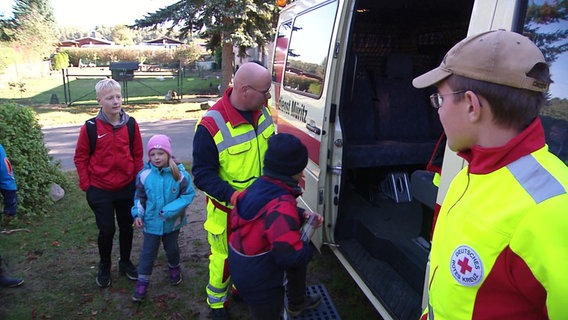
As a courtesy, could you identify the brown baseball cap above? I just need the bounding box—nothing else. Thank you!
[412,29,549,92]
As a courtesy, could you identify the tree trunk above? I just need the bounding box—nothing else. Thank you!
[220,41,235,94]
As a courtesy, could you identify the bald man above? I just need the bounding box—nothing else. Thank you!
[192,62,275,319]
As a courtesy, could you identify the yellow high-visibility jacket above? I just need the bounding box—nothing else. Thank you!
[423,119,568,320]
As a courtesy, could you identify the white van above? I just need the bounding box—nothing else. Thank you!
[268,0,567,319]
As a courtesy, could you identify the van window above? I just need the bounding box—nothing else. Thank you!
[523,1,568,164]
[272,20,292,84]
[283,1,338,98]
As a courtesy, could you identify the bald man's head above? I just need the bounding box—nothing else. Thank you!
[230,62,272,111]
[234,62,268,84]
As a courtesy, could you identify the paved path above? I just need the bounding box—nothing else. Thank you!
[42,119,197,170]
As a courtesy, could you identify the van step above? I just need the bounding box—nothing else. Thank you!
[338,239,421,319]
[284,284,341,320]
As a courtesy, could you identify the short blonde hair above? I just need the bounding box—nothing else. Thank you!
[95,78,121,98]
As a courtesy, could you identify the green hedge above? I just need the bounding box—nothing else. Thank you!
[0,103,69,217]
[61,44,205,68]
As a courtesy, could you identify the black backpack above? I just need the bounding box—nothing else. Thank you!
[86,117,136,156]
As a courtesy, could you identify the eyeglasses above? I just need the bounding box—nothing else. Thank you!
[247,85,271,98]
[429,90,466,109]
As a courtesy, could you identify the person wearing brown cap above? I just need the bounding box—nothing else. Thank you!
[228,133,324,319]
[413,29,568,319]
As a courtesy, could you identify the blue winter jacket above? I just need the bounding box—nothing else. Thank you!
[131,162,195,235]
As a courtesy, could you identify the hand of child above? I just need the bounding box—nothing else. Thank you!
[134,217,143,228]
[304,211,324,229]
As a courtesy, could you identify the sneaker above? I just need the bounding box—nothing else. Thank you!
[286,293,322,317]
[118,259,138,281]
[132,279,149,302]
[0,274,24,288]
[169,266,182,286]
[209,307,229,320]
[96,263,111,288]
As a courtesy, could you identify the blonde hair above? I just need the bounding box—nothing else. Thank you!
[95,78,121,98]
[168,157,181,181]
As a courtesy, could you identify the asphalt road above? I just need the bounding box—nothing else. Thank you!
[42,119,197,171]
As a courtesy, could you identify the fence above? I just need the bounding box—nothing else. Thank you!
[60,67,220,106]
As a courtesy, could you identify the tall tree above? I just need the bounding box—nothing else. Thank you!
[131,0,278,92]
[112,25,136,46]
[8,0,58,59]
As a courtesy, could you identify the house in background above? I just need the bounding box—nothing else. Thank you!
[58,31,115,48]
[58,39,80,48]
[142,37,184,49]
[75,36,115,48]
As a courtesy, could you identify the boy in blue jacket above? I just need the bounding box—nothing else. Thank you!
[228,133,324,319]
[131,135,195,302]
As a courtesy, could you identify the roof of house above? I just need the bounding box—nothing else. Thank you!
[74,37,114,45]
[143,37,184,45]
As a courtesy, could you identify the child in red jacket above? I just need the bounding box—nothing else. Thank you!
[228,133,324,319]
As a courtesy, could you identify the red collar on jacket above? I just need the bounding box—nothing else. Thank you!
[218,87,263,128]
[458,118,546,174]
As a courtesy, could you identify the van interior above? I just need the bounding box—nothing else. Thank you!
[336,0,474,318]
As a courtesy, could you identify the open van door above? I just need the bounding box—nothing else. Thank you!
[270,0,347,250]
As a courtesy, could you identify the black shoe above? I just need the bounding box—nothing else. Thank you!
[0,274,24,287]
[209,307,229,320]
[96,263,111,288]
[287,293,322,317]
[118,259,138,281]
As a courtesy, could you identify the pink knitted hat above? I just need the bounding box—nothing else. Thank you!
[147,134,172,157]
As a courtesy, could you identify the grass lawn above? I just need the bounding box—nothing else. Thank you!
[0,67,221,106]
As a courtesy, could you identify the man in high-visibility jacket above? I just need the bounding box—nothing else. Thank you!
[192,62,275,319]
[413,30,568,319]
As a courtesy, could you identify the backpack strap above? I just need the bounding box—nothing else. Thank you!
[86,117,136,156]
[86,117,97,156]
[126,117,136,156]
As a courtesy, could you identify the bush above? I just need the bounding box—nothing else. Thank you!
[52,51,69,70]
[61,46,202,68]
[0,103,70,217]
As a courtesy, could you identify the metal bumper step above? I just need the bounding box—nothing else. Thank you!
[284,284,341,320]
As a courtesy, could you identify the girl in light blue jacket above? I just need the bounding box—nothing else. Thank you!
[131,134,195,302]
